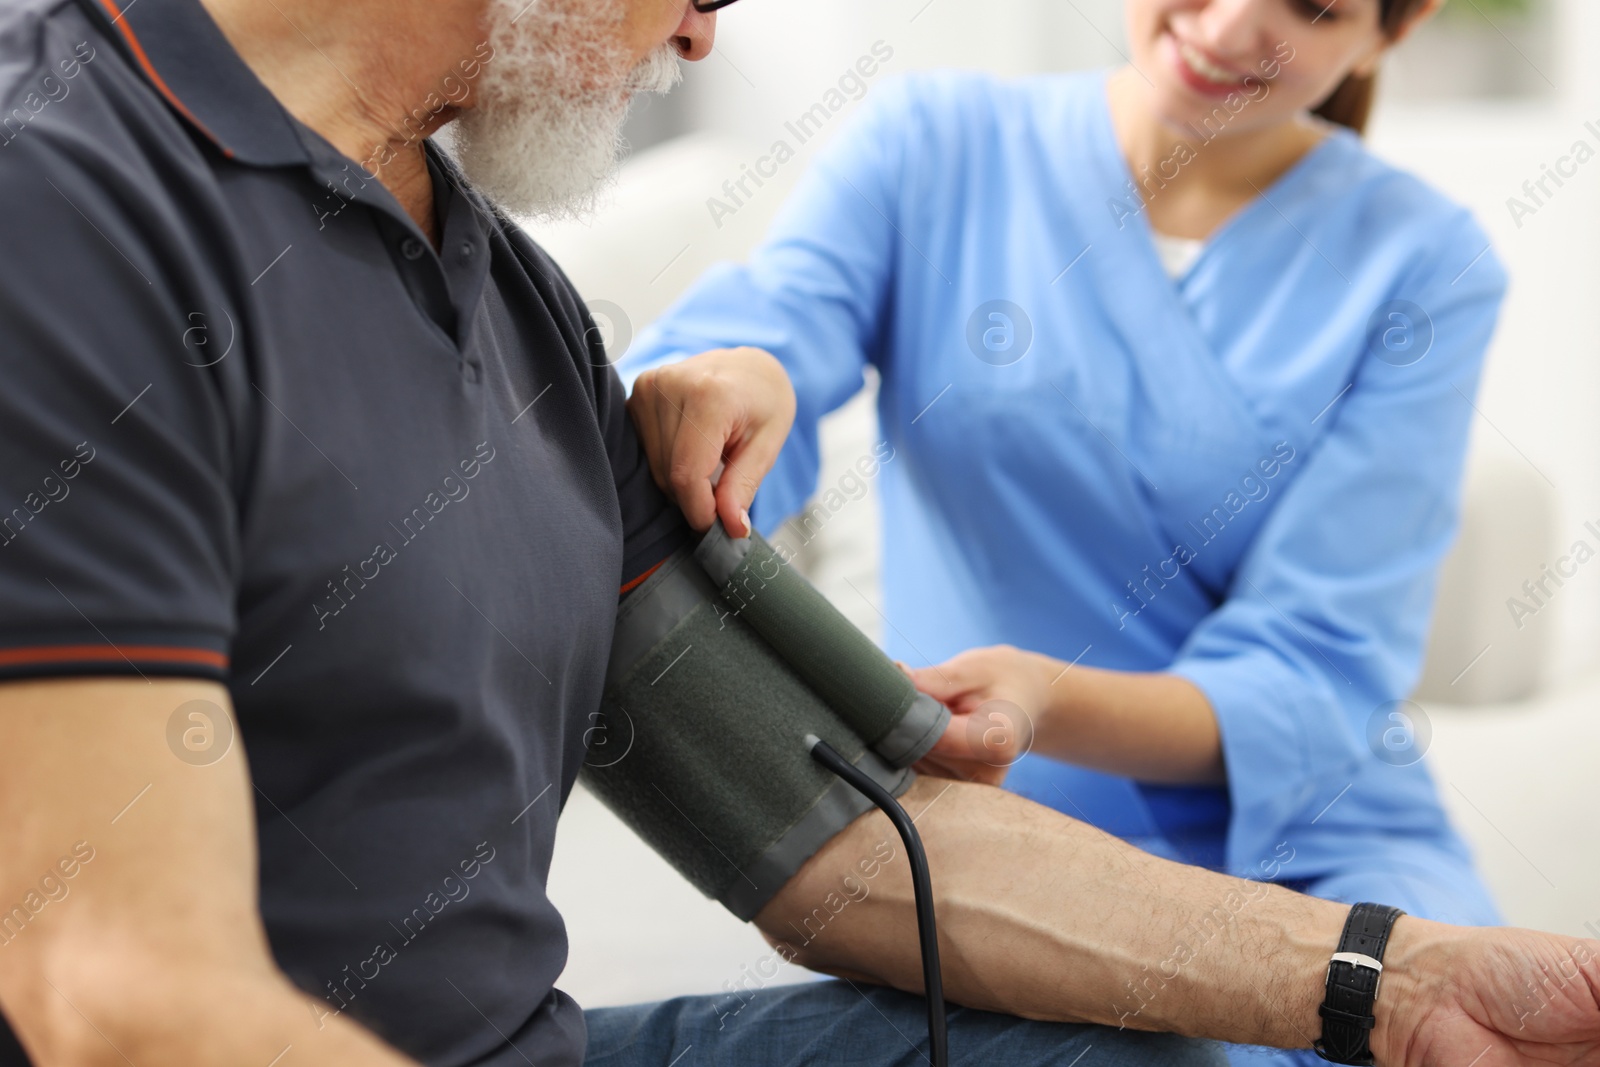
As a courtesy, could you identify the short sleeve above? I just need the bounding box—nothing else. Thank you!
[0,122,238,680]
[589,338,689,590]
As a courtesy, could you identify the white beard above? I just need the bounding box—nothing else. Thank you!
[450,0,681,220]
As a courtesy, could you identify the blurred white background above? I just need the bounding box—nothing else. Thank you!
[531,0,1600,1010]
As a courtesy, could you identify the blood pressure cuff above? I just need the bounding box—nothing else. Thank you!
[581,522,950,920]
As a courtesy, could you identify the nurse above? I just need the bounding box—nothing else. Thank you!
[625,0,1504,1059]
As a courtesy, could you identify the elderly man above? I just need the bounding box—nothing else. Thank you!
[0,0,1595,1066]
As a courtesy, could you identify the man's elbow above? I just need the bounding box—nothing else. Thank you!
[1,941,292,1067]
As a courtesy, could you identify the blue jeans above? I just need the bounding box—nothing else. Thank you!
[584,978,1226,1066]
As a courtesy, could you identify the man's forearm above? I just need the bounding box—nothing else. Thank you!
[755,776,1350,1050]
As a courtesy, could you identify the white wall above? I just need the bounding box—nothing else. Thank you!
[673,0,1127,144]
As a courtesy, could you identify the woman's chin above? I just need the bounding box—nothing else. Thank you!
[1146,96,1215,136]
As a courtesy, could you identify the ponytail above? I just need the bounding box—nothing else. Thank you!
[1313,71,1378,135]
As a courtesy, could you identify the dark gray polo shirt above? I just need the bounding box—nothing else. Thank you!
[0,1,686,1063]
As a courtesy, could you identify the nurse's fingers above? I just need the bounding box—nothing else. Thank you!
[629,347,794,536]
[906,662,980,704]
[663,405,723,532]
[914,724,1008,787]
[634,368,722,530]
[714,415,789,539]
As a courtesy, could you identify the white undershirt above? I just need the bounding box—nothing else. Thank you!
[1150,230,1204,280]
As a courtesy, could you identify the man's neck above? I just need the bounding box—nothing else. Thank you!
[196,0,485,243]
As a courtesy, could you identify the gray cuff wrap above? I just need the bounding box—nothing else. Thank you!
[694,523,949,768]
[582,522,948,921]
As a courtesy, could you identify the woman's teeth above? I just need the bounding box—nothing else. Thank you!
[1178,39,1244,85]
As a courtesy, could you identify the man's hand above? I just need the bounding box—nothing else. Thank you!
[1375,919,1600,1067]
[627,347,796,536]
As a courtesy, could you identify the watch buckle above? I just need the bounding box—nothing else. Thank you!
[1330,951,1384,997]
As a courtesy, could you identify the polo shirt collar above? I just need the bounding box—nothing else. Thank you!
[80,0,310,166]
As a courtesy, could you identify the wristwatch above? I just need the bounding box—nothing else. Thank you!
[1314,902,1405,1065]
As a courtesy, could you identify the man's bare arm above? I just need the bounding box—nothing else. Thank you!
[0,678,419,1067]
[756,777,1600,1067]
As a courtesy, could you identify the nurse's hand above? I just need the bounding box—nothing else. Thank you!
[909,646,1227,786]
[904,646,1055,787]
[627,347,796,537]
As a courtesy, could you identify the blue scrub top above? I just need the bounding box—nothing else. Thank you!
[626,70,1507,886]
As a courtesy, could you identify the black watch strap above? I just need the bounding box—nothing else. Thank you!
[1314,902,1405,1066]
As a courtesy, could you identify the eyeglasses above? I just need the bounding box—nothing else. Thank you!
[691,0,741,10]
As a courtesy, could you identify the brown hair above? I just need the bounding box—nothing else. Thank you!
[1311,0,1433,134]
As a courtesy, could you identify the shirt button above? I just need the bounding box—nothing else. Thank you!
[401,237,426,260]
[460,242,475,258]
[462,362,481,383]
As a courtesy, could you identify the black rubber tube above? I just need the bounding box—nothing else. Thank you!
[807,736,948,1067]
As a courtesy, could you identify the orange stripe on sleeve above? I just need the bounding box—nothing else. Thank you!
[0,644,228,670]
